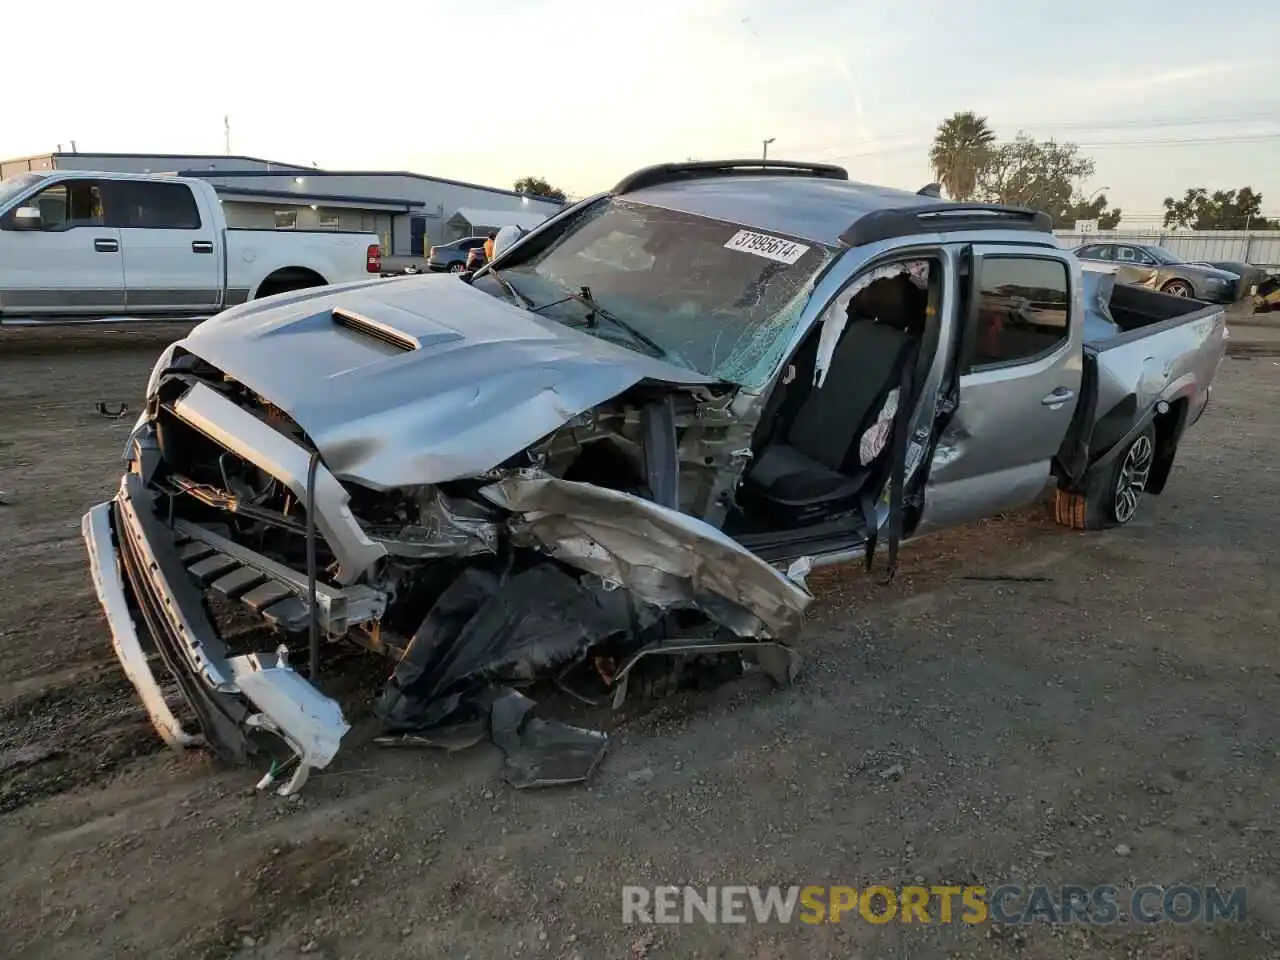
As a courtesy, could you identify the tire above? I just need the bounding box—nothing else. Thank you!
[1162,279,1193,298]
[1054,424,1156,530]
[448,262,466,274]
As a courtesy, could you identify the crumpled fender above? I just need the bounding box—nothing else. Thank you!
[479,474,812,640]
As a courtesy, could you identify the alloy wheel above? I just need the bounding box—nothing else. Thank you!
[1113,434,1154,523]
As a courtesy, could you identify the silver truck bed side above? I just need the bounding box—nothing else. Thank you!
[1058,289,1227,485]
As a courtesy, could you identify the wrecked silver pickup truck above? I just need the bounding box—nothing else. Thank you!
[83,160,1227,794]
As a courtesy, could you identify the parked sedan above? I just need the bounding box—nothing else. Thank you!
[1073,241,1243,303]
[427,236,489,273]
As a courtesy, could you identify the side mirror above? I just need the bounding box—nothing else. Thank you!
[492,224,527,261]
[12,206,41,230]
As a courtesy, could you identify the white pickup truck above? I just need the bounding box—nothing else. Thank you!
[0,170,383,323]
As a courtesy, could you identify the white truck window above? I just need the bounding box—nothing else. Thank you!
[117,181,202,230]
[4,180,104,230]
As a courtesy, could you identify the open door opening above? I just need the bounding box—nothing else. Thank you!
[725,259,939,561]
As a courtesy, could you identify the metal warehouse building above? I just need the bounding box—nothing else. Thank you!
[0,152,564,258]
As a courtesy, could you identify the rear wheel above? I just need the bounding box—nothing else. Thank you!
[1109,429,1155,523]
[1054,423,1157,530]
[1162,279,1193,298]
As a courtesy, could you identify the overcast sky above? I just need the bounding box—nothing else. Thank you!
[3,0,1278,223]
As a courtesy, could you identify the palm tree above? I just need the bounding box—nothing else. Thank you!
[929,112,997,201]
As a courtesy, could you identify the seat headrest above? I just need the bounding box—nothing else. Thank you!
[849,276,923,333]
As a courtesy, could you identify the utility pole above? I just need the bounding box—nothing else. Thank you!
[224,115,231,155]
[762,137,775,160]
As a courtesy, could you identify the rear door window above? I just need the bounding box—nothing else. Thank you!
[1116,245,1155,266]
[109,181,203,230]
[968,256,1071,369]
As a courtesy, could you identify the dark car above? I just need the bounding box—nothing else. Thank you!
[1199,260,1268,298]
[1072,241,1243,303]
[428,236,489,273]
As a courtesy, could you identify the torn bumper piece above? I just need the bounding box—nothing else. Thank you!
[81,473,349,795]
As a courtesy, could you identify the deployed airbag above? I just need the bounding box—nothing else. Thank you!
[1082,267,1122,343]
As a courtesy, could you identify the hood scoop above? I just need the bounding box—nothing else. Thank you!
[331,307,421,352]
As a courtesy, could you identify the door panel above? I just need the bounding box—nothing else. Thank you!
[0,178,124,315]
[917,247,1083,535]
[111,181,221,313]
[1111,244,1162,289]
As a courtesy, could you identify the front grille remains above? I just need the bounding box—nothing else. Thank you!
[178,537,310,630]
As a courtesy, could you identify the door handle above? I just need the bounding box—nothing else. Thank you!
[192,240,214,254]
[93,238,119,253]
[1041,388,1075,406]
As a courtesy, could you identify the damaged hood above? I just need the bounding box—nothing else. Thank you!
[179,275,720,489]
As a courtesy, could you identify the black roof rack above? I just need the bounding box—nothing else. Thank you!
[612,159,849,195]
[839,202,1053,247]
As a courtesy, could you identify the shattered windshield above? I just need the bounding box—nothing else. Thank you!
[0,173,42,210]
[478,198,835,389]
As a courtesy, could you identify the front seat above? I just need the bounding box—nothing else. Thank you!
[739,315,918,528]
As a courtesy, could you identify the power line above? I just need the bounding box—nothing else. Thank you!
[798,112,1280,159]
[813,131,1280,163]
[1103,209,1280,216]
[1078,133,1280,148]
[1108,216,1280,222]
[986,111,1280,132]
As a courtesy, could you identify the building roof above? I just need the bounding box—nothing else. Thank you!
[3,151,567,206]
[56,151,313,170]
[174,167,565,206]
[449,206,552,231]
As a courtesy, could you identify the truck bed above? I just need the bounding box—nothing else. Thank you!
[1056,284,1228,484]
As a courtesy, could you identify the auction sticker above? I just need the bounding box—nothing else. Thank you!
[724,229,810,265]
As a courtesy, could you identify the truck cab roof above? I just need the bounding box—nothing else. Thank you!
[611,160,1055,249]
[9,169,193,184]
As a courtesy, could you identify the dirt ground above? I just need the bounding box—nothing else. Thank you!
[0,322,1277,960]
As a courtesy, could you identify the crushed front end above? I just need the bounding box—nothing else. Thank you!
[83,340,811,794]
